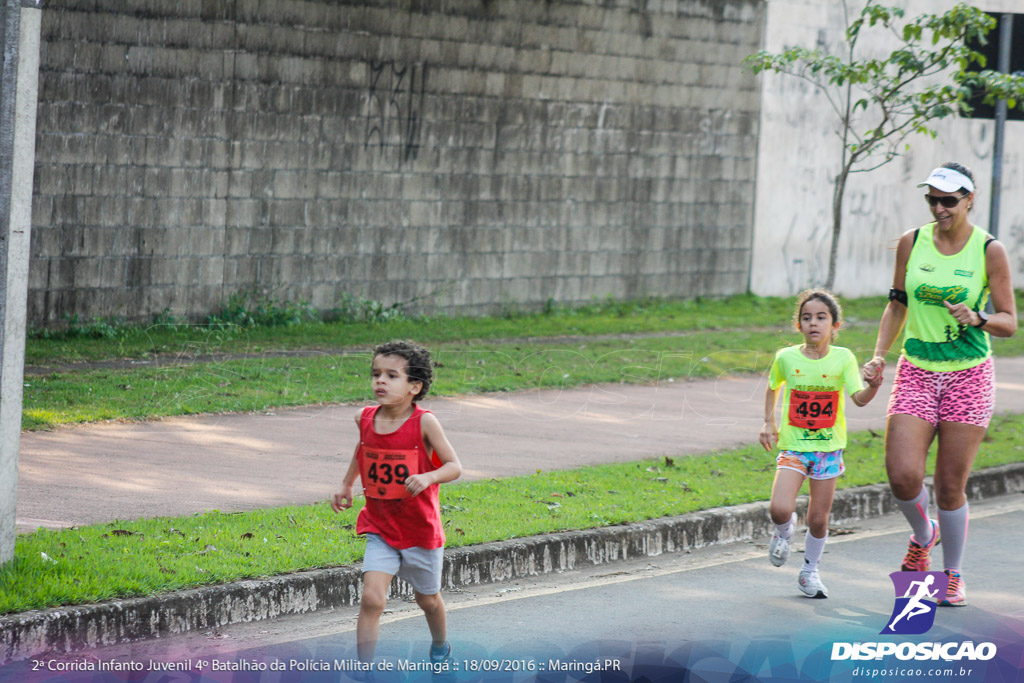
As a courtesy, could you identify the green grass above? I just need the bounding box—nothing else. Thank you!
[5,413,1024,615]
[11,292,1024,613]
[22,292,1024,430]
[23,321,1024,430]
[27,290,1024,368]
[26,294,891,366]
[20,331,850,429]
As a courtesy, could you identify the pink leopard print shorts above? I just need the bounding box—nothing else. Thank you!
[887,356,995,428]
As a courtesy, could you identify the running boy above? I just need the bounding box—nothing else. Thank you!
[332,341,462,667]
[759,290,882,598]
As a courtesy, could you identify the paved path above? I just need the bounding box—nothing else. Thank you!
[5,495,1023,682]
[16,357,1024,533]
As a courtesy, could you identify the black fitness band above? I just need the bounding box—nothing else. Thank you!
[888,288,908,306]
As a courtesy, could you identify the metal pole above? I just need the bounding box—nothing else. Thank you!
[0,0,22,567]
[988,13,1013,241]
[0,0,41,565]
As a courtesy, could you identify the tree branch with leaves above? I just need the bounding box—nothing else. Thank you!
[744,1,1024,289]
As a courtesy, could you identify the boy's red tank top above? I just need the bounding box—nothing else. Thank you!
[355,404,445,550]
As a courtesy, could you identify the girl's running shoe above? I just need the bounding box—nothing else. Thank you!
[798,567,828,599]
[939,570,967,606]
[769,512,796,567]
[901,519,939,571]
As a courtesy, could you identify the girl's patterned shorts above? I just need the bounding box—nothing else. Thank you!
[887,356,995,428]
[776,449,845,480]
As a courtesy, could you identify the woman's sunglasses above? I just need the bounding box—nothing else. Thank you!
[925,194,967,209]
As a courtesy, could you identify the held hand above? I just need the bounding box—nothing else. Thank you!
[862,357,885,385]
[331,486,353,512]
[943,300,978,327]
[758,423,778,452]
[404,473,433,497]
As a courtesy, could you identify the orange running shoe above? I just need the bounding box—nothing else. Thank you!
[940,570,967,607]
[900,519,939,572]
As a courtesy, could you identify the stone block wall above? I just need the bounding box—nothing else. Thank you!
[30,0,763,324]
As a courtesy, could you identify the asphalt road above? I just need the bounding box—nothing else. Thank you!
[8,494,1023,683]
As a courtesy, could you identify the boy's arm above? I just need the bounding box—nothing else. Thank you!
[758,385,780,452]
[331,444,360,511]
[331,411,364,512]
[405,412,462,496]
[331,445,361,512]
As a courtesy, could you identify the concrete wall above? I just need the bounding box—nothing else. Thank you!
[29,0,764,325]
[752,0,1024,298]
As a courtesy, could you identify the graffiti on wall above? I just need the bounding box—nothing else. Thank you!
[364,60,427,166]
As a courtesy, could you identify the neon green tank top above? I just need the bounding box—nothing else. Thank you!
[902,223,991,372]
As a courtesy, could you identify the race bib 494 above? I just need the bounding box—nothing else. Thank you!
[788,390,838,430]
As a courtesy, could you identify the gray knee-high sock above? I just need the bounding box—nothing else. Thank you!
[939,503,969,572]
[894,484,933,545]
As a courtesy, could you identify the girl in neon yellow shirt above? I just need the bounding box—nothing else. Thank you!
[760,289,882,598]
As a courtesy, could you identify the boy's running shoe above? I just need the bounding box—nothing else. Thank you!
[798,567,828,599]
[769,512,796,567]
[900,519,940,572]
[430,641,452,666]
[939,570,967,607]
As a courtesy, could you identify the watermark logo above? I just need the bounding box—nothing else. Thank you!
[831,571,996,664]
[881,571,947,635]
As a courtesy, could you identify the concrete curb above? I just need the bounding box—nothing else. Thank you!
[3,463,1023,664]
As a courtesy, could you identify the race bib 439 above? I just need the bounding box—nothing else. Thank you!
[359,447,420,499]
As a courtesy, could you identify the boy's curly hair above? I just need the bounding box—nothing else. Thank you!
[373,340,433,402]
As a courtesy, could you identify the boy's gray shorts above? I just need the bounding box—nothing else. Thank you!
[362,533,444,595]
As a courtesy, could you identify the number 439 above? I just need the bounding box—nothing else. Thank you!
[367,462,410,485]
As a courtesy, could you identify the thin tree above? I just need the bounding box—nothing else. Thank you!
[744,2,1024,289]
